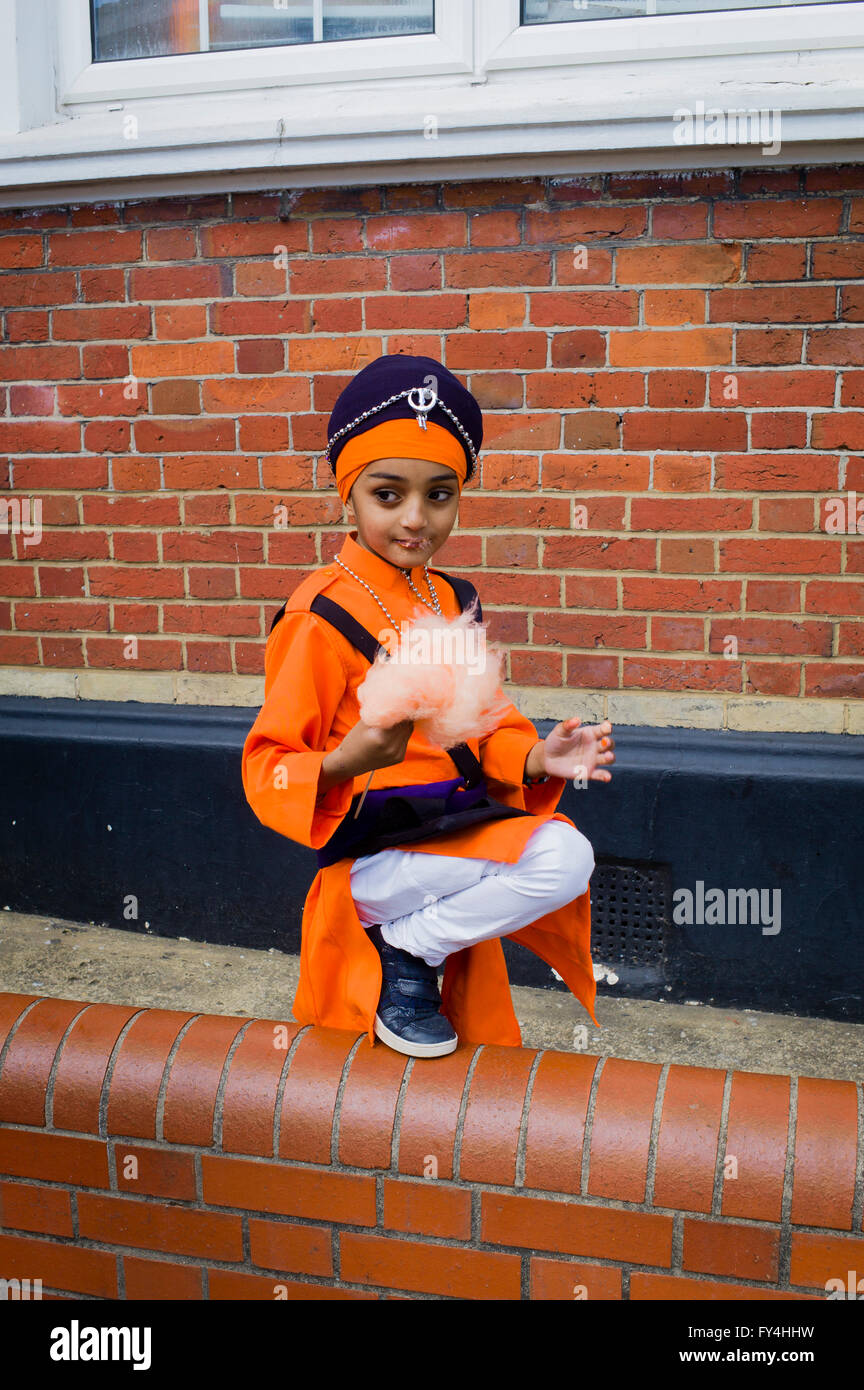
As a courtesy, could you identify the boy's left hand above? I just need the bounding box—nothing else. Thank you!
[543,717,615,783]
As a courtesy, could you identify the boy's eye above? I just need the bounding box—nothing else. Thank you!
[373,489,453,503]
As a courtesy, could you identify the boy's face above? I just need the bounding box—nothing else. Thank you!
[346,456,460,570]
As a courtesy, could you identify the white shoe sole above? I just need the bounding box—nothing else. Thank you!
[374,1012,458,1058]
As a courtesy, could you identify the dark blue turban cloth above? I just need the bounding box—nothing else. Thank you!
[324,353,483,484]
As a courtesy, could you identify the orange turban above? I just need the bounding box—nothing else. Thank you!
[334,420,467,505]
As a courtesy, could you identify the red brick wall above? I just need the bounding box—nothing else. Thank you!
[0,167,863,708]
[1,991,861,1300]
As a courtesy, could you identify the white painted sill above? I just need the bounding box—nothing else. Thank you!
[1,3,863,206]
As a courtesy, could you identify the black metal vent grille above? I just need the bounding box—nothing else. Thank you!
[589,858,671,965]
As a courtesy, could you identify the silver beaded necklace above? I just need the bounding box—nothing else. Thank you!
[335,553,442,629]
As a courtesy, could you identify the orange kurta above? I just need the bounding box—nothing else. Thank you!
[242,531,599,1048]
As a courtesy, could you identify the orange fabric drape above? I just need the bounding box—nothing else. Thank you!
[169,0,201,54]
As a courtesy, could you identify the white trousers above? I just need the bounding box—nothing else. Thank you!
[348,818,595,968]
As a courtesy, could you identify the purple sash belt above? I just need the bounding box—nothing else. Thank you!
[316,775,532,869]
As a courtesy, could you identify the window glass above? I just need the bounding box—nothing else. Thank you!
[522,0,855,20]
[91,0,435,62]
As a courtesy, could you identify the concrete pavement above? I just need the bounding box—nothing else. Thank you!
[1,909,861,1082]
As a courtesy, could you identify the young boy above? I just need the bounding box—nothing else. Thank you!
[241,353,615,1058]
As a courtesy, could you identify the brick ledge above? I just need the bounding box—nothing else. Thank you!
[0,992,861,1301]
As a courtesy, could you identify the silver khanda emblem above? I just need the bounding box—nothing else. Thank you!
[407,385,437,431]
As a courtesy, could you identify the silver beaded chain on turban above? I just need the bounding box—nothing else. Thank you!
[323,386,478,474]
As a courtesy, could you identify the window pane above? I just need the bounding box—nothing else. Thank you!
[91,0,435,62]
[522,0,858,20]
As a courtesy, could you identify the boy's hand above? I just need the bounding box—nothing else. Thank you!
[543,717,615,783]
[339,716,416,775]
[316,717,415,799]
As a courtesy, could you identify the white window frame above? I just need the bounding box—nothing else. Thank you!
[1,0,864,206]
[62,0,475,103]
[479,0,864,68]
[60,0,864,103]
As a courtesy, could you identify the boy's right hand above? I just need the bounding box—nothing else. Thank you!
[339,716,415,775]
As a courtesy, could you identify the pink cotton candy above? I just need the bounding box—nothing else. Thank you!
[357,602,512,748]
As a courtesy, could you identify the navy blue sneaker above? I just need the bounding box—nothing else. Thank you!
[366,924,458,1058]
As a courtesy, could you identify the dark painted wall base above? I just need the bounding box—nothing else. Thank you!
[1,695,861,1023]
